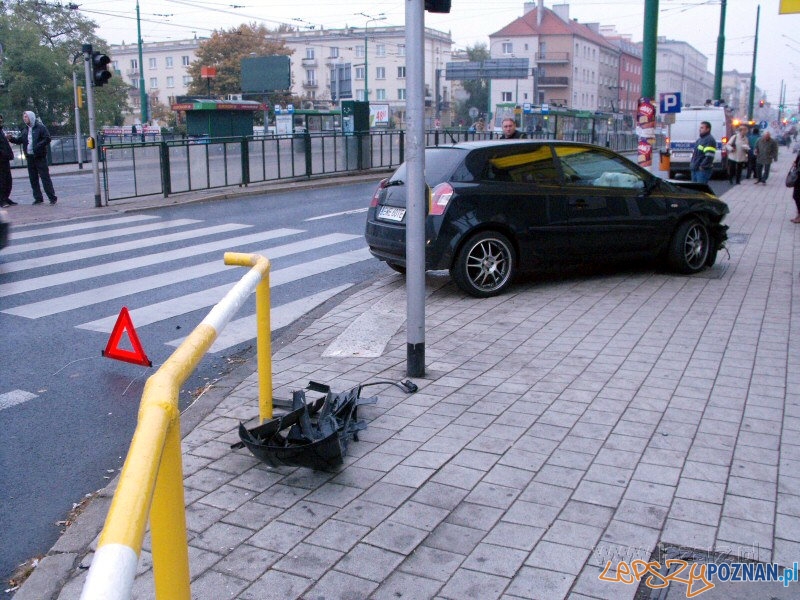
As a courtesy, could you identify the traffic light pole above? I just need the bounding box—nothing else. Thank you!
[72,71,84,170]
[747,5,760,121]
[82,44,103,207]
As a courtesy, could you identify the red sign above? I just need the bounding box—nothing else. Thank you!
[200,66,217,78]
[102,307,152,367]
[637,98,656,130]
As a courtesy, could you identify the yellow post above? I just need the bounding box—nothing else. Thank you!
[256,274,273,421]
[149,422,190,600]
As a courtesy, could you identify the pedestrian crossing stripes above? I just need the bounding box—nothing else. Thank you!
[1,214,374,354]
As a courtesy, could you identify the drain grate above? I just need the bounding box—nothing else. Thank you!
[726,232,749,245]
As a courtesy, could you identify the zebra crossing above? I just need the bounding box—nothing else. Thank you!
[0,213,375,354]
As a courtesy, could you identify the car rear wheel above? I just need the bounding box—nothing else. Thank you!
[451,231,515,297]
[667,219,710,273]
[386,261,406,275]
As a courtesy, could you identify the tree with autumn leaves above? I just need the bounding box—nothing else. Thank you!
[186,22,294,100]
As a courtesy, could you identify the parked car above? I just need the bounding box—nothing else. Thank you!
[365,140,729,297]
[0,208,9,251]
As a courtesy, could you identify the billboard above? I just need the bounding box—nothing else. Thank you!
[241,56,291,93]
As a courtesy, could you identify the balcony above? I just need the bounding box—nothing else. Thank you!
[538,76,569,87]
[534,52,569,63]
[302,80,318,89]
[301,57,317,67]
[126,69,140,77]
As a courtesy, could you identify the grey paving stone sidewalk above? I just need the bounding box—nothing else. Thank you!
[14,152,800,599]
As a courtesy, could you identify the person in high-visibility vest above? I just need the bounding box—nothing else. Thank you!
[689,120,717,184]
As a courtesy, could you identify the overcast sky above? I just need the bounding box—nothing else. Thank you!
[80,0,797,112]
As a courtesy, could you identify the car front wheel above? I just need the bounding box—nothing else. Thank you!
[667,219,710,273]
[451,231,515,297]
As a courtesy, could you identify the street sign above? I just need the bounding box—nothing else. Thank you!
[523,103,532,114]
[663,114,676,125]
[760,120,769,129]
[659,92,681,114]
[541,103,549,114]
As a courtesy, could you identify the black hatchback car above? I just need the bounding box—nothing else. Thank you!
[365,141,729,297]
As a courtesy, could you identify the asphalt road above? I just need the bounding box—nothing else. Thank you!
[0,180,386,586]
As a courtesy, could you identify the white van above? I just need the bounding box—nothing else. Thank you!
[666,106,733,179]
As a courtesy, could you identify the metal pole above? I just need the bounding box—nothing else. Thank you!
[405,0,425,377]
[82,45,103,207]
[641,0,658,99]
[364,31,368,103]
[713,0,727,100]
[137,0,148,124]
[747,5,760,121]
[72,71,84,169]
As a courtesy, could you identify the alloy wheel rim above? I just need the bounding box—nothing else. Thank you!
[684,224,708,269]
[465,239,511,291]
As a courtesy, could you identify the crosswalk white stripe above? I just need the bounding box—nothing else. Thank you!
[0,228,301,296]
[167,284,353,352]
[304,207,369,221]
[4,234,361,319]
[77,249,371,332]
[2,218,203,255]
[0,389,38,412]
[0,223,253,275]
[8,215,159,240]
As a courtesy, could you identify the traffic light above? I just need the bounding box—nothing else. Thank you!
[425,0,451,12]
[76,85,84,108]
[759,99,765,107]
[92,52,112,87]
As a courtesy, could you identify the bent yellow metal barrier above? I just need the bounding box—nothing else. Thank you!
[80,253,272,600]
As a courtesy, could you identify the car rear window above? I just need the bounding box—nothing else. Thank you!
[389,148,469,186]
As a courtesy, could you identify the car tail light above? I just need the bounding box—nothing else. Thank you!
[370,178,389,207]
[429,182,454,216]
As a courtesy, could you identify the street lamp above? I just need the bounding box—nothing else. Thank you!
[357,12,386,103]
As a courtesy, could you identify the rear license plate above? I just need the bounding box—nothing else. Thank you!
[378,206,406,222]
[671,152,691,161]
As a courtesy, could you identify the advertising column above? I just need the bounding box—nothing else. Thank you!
[637,98,656,167]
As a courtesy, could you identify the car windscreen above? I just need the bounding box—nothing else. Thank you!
[389,148,469,186]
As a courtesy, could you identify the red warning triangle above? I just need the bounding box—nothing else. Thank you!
[102,307,152,367]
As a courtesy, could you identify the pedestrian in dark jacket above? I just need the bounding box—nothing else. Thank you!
[690,121,716,184]
[7,110,57,204]
[792,151,800,223]
[754,131,779,184]
[0,114,17,207]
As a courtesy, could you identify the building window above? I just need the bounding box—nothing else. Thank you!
[132,79,139,89]
[166,76,174,88]
[397,66,406,78]
[356,89,365,101]
[112,60,119,71]
[305,48,315,59]
[149,77,158,89]
[183,75,191,85]
[148,57,157,69]
[501,91,512,102]
[330,47,339,58]
[165,56,173,68]
[398,44,405,57]
[376,67,385,80]
[356,46,365,58]
[306,69,316,84]
[355,66,365,80]
[398,88,406,100]
[376,44,386,57]
[376,88,386,100]
[130,59,138,70]
[182,55,190,66]
[502,42,513,54]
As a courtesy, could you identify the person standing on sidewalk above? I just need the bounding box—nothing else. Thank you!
[0,114,17,207]
[746,126,760,179]
[725,125,750,185]
[7,111,57,204]
[690,121,717,184]
[754,131,779,184]
[791,151,800,223]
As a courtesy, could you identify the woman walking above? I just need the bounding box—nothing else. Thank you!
[726,125,750,185]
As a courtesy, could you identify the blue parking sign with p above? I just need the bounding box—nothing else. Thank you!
[659,93,681,114]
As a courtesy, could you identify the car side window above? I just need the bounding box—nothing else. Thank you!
[482,145,560,184]
[555,147,646,189]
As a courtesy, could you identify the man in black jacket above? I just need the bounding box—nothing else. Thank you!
[0,114,17,207]
[7,111,57,204]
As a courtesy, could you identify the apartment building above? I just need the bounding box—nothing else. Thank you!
[110,25,453,127]
[655,37,714,107]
